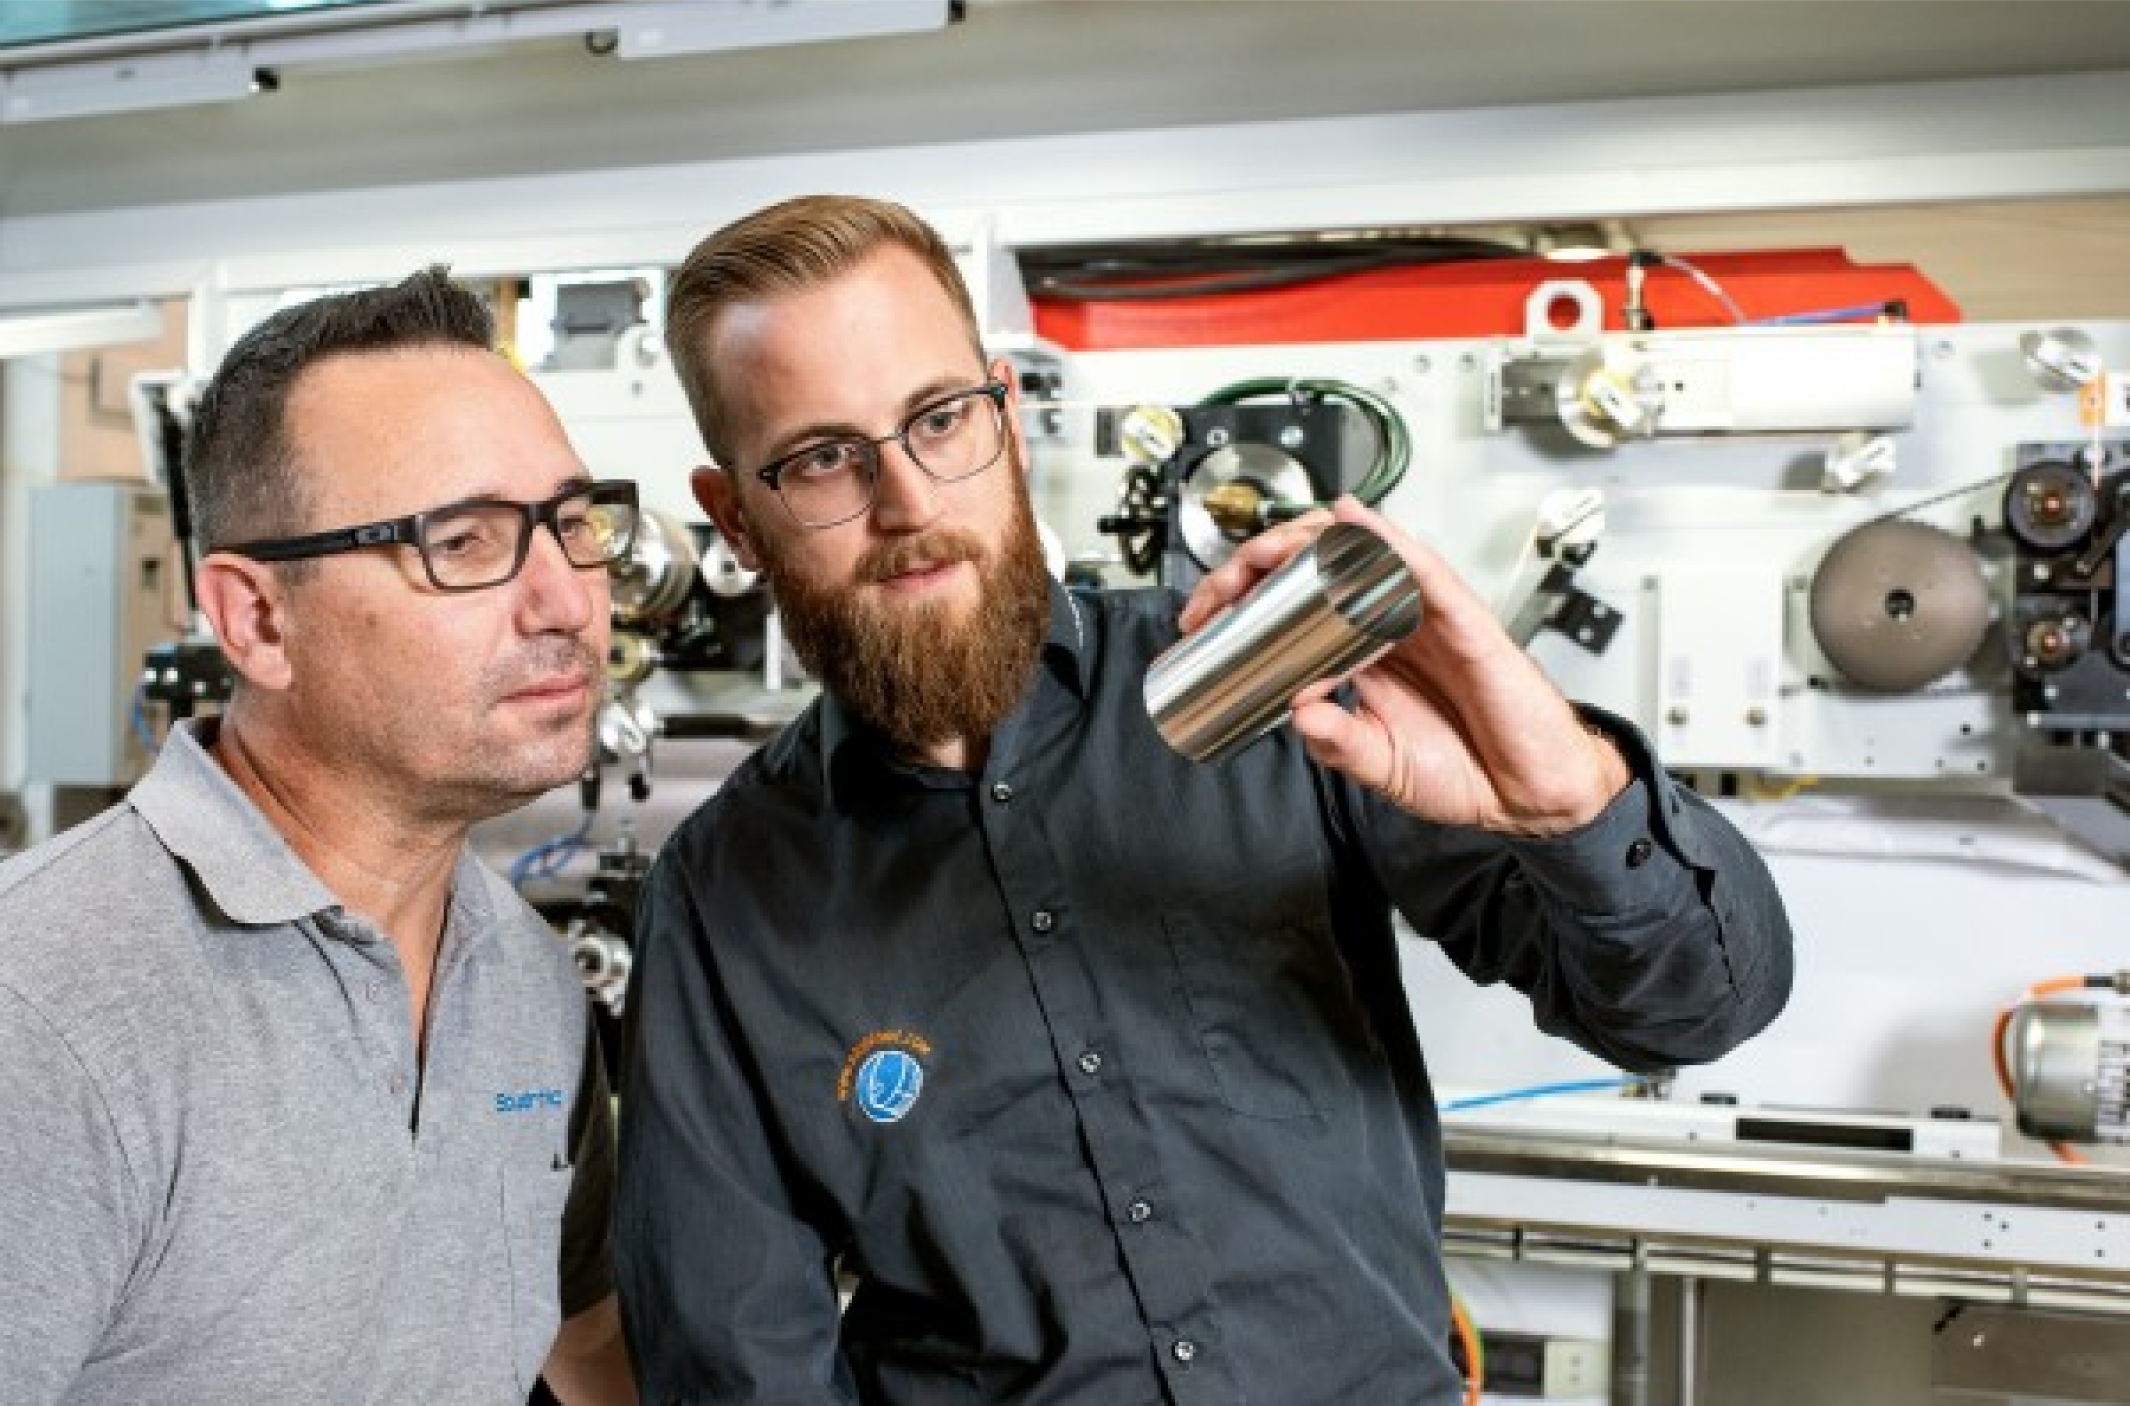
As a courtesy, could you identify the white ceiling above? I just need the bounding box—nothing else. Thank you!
[4,0,2130,218]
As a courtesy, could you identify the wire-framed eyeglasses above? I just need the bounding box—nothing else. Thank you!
[222,479,641,592]
[756,380,1009,529]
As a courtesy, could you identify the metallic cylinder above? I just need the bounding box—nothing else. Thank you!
[1144,522,1423,763]
[2008,1000,2130,1143]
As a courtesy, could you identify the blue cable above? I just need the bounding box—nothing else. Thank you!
[509,819,593,888]
[1746,302,1894,327]
[1440,1075,1646,1113]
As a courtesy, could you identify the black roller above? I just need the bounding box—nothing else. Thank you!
[2004,459,2099,553]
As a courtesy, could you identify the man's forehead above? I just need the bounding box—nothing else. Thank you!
[286,345,578,509]
[714,268,982,427]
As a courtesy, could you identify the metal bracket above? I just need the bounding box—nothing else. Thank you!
[1510,562,1622,655]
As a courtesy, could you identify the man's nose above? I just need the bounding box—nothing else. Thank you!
[868,438,942,531]
[517,521,600,633]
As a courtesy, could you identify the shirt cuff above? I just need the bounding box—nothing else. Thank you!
[1503,705,1703,912]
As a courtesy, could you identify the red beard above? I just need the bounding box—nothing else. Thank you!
[760,488,1052,760]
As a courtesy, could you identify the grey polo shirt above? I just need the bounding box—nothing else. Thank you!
[0,720,614,1406]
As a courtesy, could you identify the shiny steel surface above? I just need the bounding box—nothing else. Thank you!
[1445,1124,2130,1212]
[1145,522,1422,762]
[1176,442,1316,573]
[611,508,701,624]
[2010,1002,2108,1141]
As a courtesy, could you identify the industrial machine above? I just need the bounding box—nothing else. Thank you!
[1094,377,1408,591]
[106,246,2130,1401]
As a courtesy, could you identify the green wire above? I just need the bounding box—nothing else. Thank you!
[1195,376,1411,507]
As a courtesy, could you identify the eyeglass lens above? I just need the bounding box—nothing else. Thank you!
[780,386,1004,527]
[417,486,639,589]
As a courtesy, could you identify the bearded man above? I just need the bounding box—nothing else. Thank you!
[615,195,1793,1406]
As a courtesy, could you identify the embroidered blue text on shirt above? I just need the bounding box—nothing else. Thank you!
[854,1049,925,1124]
[494,1088,565,1113]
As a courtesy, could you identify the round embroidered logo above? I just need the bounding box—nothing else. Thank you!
[854,1048,925,1124]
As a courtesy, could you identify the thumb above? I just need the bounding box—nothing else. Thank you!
[1291,696,1383,786]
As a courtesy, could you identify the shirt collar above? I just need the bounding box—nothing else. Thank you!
[131,719,493,947]
[130,718,342,926]
[818,576,1092,808]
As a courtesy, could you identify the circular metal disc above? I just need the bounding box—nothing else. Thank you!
[1808,519,1990,692]
[612,508,701,624]
[1176,443,1314,572]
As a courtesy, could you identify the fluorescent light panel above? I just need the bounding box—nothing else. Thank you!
[0,51,261,124]
[613,0,954,59]
[0,1,954,124]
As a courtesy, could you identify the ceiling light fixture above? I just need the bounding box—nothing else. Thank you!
[0,2,958,125]
[0,51,268,125]
[605,0,956,60]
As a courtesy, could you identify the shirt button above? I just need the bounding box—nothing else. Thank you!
[1172,1338,1198,1364]
[1626,838,1654,868]
[388,1074,407,1097]
[1127,1199,1153,1224]
[1077,1050,1103,1076]
[364,979,385,1002]
[1031,909,1055,934]
[990,782,1013,803]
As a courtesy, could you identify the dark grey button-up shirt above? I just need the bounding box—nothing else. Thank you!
[617,583,1792,1406]
[0,721,614,1405]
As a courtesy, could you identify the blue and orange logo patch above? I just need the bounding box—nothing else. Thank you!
[838,1029,932,1124]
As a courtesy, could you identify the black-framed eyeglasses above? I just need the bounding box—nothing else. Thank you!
[222,479,642,592]
[755,380,1009,529]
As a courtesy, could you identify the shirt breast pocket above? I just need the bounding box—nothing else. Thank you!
[1163,910,1367,1121]
[500,1157,572,1390]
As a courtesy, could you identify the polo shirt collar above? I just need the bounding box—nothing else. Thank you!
[131,720,493,945]
[131,719,339,926]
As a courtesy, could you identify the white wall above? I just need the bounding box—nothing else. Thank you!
[0,356,64,848]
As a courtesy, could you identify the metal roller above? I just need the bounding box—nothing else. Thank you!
[611,508,701,625]
[1145,522,1422,763]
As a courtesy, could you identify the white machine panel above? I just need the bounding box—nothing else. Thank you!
[1652,564,1786,768]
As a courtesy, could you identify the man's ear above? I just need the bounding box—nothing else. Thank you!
[691,465,762,571]
[193,553,295,692]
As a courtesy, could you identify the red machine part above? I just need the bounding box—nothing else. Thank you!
[1030,248,1961,351]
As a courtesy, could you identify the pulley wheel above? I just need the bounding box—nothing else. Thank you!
[2004,459,2098,554]
[1808,519,1990,692]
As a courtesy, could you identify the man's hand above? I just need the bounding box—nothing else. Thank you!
[541,1294,637,1406]
[1177,495,1629,836]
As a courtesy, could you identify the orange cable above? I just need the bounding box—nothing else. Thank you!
[1448,1291,1483,1406]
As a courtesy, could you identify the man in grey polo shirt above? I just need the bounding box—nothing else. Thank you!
[0,268,638,1404]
